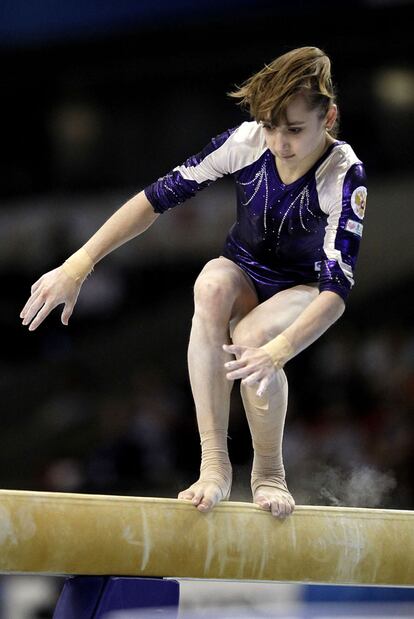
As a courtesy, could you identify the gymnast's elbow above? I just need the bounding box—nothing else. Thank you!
[319,289,347,321]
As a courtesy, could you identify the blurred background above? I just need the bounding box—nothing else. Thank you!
[0,0,413,617]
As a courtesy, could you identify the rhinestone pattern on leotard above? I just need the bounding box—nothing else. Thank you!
[238,161,270,232]
[276,184,318,245]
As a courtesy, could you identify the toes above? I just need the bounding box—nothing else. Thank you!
[178,491,195,501]
[195,485,219,512]
[271,500,283,518]
[191,491,203,506]
[178,489,206,508]
[197,499,214,513]
[179,480,229,513]
[254,488,295,519]
[271,498,295,519]
[254,495,271,511]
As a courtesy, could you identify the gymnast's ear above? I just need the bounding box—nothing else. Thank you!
[325,104,337,131]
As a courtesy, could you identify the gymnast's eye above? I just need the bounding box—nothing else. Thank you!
[288,127,303,134]
[260,121,274,131]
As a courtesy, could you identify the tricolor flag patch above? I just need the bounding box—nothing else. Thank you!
[345,219,363,237]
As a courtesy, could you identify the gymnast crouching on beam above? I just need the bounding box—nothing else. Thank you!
[20,46,367,519]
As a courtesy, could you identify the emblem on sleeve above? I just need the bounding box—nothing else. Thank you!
[351,186,367,219]
[345,219,363,237]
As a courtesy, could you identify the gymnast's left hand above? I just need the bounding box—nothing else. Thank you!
[222,343,276,398]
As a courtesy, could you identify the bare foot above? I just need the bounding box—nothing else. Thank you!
[253,483,295,519]
[178,478,231,513]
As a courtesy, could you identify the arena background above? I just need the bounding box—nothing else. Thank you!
[0,0,413,617]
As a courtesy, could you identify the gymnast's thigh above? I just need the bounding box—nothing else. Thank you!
[231,283,319,347]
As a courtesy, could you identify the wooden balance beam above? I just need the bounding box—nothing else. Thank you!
[0,489,413,586]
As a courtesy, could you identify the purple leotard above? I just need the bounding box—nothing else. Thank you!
[144,121,367,303]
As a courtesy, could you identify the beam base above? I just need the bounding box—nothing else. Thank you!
[52,576,179,619]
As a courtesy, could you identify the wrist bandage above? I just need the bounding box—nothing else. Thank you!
[261,333,294,369]
[62,248,94,283]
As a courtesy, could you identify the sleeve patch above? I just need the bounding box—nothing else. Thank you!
[351,186,367,220]
[345,219,363,237]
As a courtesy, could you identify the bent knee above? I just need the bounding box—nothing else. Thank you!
[193,272,237,316]
[232,319,270,348]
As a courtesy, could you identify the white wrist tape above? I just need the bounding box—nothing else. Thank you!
[62,248,94,283]
[261,333,294,369]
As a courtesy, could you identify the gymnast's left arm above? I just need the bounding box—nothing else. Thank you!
[225,161,368,395]
[265,289,345,362]
[223,291,344,396]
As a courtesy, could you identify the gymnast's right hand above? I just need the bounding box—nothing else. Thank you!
[20,266,83,331]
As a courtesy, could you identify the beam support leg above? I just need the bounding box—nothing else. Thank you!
[52,576,180,618]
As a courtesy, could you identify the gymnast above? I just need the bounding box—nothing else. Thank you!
[20,46,367,519]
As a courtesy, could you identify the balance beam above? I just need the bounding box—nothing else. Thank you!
[0,489,413,586]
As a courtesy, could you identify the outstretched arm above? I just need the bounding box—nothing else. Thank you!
[82,190,158,265]
[223,291,345,397]
[20,191,158,331]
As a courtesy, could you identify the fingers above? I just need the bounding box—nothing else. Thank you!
[224,358,246,371]
[20,290,41,319]
[226,364,273,397]
[257,375,271,398]
[224,361,247,380]
[21,287,63,331]
[241,370,262,387]
[26,302,56,331]
[61,302,75,326]
[227,366,265,382]
[21,267,80,331]
[226,366,252,380]
[226,363,264,381]
[222,344,248,357]
[225,355,266,380]
[20,277,45,317]
[21,289,47,325]
[31,276,44,295]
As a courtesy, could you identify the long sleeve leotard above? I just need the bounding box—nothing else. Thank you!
[144,121,367,302]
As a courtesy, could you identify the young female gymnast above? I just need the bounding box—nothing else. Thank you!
[20,46,367,519]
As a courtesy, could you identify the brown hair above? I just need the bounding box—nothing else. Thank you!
[228,46,339,137]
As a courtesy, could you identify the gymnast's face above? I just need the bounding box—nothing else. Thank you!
[261,95,337,170]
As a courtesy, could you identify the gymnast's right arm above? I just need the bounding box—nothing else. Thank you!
[20,191,159,331]
[21,123,245,331]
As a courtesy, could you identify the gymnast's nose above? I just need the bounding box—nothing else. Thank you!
[271,129,291,157]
